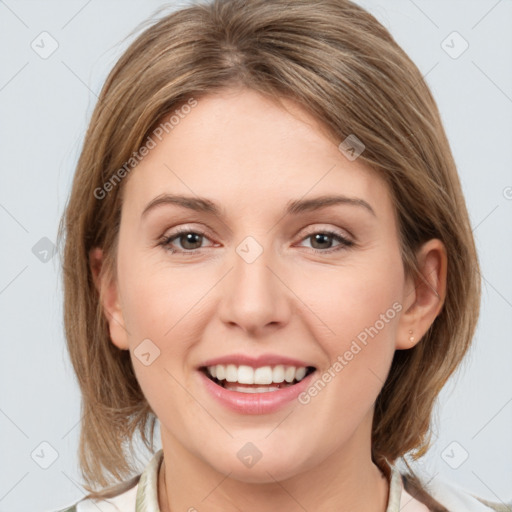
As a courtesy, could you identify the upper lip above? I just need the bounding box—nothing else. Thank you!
[198,353,316,369]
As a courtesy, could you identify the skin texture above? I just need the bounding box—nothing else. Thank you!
[90,87,447,512]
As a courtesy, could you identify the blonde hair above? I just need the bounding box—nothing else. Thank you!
[58,0,480,507]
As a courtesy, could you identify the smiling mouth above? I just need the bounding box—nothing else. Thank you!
[200,365,316,393]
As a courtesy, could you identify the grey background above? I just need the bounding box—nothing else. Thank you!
[0,1,511,510]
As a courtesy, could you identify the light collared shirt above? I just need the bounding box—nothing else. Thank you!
[53,449,511,512]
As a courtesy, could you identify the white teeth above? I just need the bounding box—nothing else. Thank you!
[238,365,254,384]
[254,366,273,385]
[272,365,285,383]
[284,366,296,383]
[205,364,311,385]
[295,367,307,381]
[224,384,281,393]
[225,364,238,382]
[216,365,226,381]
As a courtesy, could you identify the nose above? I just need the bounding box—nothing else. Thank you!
[218,244,292,336]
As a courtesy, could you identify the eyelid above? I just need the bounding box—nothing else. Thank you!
[159,225,217,250]
[160,223,353,243]
[159,222,355,255]
[294,227,355,253]
[298,224,353,240]
[161,223,216,240]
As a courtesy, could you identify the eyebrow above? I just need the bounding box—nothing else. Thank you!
[141,193,376,219]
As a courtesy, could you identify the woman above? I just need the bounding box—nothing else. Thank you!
[53,0,510,510]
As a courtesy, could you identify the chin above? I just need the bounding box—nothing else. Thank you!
[205,450,310,484]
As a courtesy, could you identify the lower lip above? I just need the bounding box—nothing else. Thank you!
[198,369,316,415]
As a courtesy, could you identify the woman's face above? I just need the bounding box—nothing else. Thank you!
[100,87,419,482]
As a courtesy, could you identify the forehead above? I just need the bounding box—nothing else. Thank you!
[122,88,393,222]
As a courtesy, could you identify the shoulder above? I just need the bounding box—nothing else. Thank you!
[48,449,164,512]
[426,476,512,512]
[48,481,138,512]
[50,485,138,512]
[403,470,512,512]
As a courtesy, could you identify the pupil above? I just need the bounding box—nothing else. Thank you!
[182,233,201,249]
[312,233,331,249]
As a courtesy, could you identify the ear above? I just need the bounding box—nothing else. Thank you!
[89,247,130,350]
[396,239,447,350]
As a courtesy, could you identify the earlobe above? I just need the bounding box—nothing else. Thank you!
[396,239,447,350]
[89,247,130,350]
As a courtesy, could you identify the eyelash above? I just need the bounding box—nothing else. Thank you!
[158,227,355,255]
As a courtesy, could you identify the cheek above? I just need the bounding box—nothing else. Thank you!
[115,248,203,406]
[296,253,403,346]
[118,258,208,422]
[289,263,402,440]
[291,249,403,404]
[118,247,204,341]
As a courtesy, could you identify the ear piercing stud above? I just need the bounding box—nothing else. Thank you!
[408,329,414,342]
